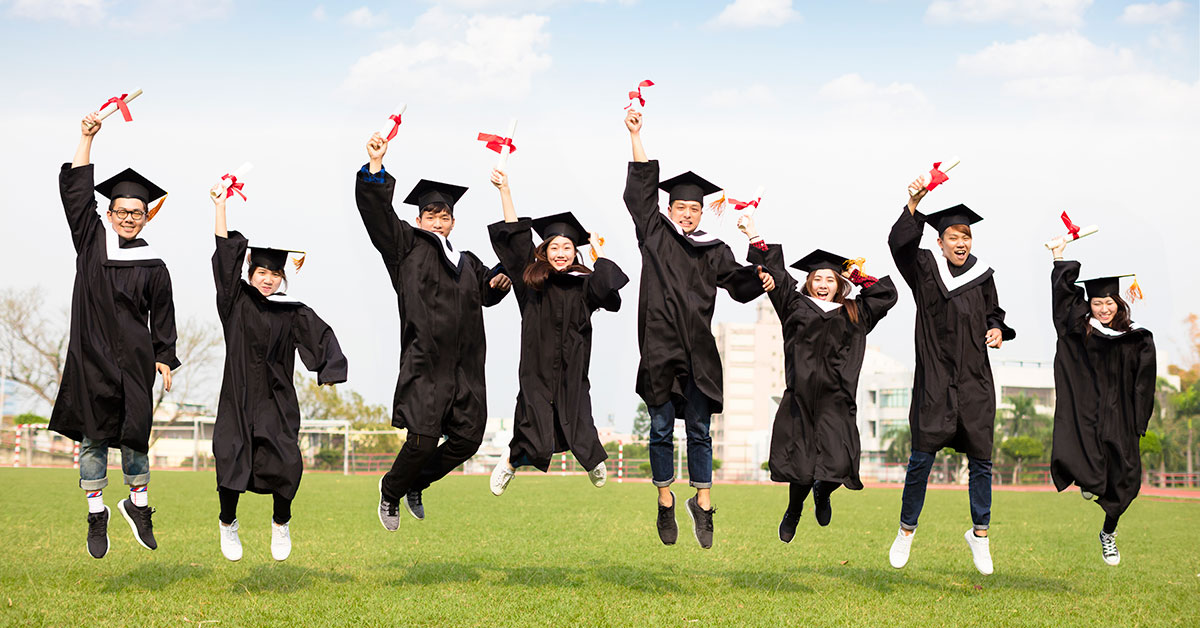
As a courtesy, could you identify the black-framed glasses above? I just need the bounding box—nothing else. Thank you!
[110,208,147,221]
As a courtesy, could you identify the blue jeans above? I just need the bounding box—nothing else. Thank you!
[78,437,150,490]
[899,450,991,531]
[648,378,713,489]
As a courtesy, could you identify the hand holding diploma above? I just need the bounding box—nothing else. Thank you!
[211,162,253,201]
[367,133,388,173]
[1043,211,1098,250]
[85,89,143,129]
[908,158,959,197]
[381,103,406,141]
[478,119,518,170]
[625,80,654,110]
[589,231,606,262]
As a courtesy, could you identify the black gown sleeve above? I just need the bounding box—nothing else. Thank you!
[354,166,416,285]
[148,264,180,370]
[1050,260,1088,338]
[714,244,765,304]
[213,231,250,321]
[1133,333,1157,436]
[294,307,349,386]
[585,258,629,312]
[623,160,665,243]
[983,277,1017,341]
[59,163,102,254]
[488,219,536,306]
[888,207,924,290]
[477,257,510,307]
[747,243,799,318]
[856,276,899,333]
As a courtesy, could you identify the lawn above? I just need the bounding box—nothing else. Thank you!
[0,468,1196,627]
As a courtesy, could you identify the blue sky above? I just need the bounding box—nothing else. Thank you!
[1,0,1198,428]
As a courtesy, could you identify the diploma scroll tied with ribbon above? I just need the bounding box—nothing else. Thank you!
[1043,211,1099,250]
[85,89,144,128]
[625,80,654,110]
[908,158,960,197]
[211,162,254,201]
[478,119,518,170]
[381,103,406,142]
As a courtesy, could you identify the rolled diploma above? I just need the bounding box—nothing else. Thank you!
[909,156,960,197]
[88,89,143,126]
[211,162,254,199]
[496,119,518,170]
[379,103,407,138]
[1043,225,1099,249]
[743,185,765,216]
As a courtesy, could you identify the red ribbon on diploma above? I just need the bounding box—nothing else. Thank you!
[728,197,759,211]
[385,114,403,141]
[477,133,517,154]
[221,174,246,201]
[1060,211,1081,239]
[625,80,655,109]
[99,94,133,122]
[924,162,950,191]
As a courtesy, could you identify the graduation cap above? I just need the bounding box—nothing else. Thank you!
[1078,274,1141,302]
[532,212,590,247]
[659,171,721,205]
[402,179,468,213]
[790,249,850,273]
[249,246,307,273]
[95,167,168,220]
[924,204,983,236]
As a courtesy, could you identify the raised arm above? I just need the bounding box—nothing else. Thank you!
[294,307,349,386]
[1049,253,1088,338]
[488,218,534,304]
[626,109,647,163]
[712,244,767,304]
[854,275,899,333]
[354,134,415,284]
[60,114,105,253]
[212,229,249,321]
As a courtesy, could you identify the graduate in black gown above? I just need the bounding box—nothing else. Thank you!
[623,109,774,549]
[356,133,512,530]
[51,113,179,559]
[209,185,348,562]
[886,176,1016,576]
[484,168,629,495]
[1047,239,1155,566]
[738,214,898,542]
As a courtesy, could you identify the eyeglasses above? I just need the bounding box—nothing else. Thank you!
[110,209,147,221]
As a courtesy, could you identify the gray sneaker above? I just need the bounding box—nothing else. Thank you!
[378,477,400,532]
[685,495,715,549]
[404,490,425,521]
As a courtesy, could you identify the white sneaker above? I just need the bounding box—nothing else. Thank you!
[1100,530,1120,566]
[271,520,291,562]
[964,529,994,575]
[589,461,607,488]
[219,519,242,562]
[490,458,515,496]
[889,528,914,568]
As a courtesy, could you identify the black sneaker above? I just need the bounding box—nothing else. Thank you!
[87,506,110,559]
[656,491,678,545]
[814,495,832,527]
[404,490,425,521]
[685,495,715,549]
[378,477,400,531]
[779,509,801,543]
[118,499,157,550]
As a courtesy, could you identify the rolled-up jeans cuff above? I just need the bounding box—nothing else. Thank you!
[688,480,713,489]
[79,477,109,491]
[124,471,150,486]
[973,524,989,531]
[652,477,674,488]
[900,522,917,532]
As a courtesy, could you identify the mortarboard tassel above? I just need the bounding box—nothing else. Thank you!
[293,254,306,272]
[843,257,866,275]
[1125,276,1143,303]
[146,194,167,222]
[589,236,605,263]
[708,192,727,216]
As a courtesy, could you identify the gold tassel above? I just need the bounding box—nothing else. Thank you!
[843,257,866,274]
[293,253,306,272]
[146,194,167,221]
[1125,276,1143,303]
[708,192,727,216]
[589,236,605,262]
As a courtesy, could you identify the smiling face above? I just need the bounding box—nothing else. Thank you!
[937,225,972,267]
[545,236,577,271]
[668,200,703,233]
[807,269,840,302]
[106,197,148,239]
[249,266,285,296]
[416,206,455,238]
[1091,297,1118,325]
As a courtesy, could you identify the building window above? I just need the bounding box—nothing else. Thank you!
[1000,386,1054,407]
[879,388,911,409]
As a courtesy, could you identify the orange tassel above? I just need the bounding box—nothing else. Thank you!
[146,194,167,221]
[589,236,605,263]
[843,257,866,274]
[293,254,306,272]
[708,192,727,216]
[1125,277,1143,303]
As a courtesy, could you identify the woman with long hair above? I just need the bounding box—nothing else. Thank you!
[1047,240,1155,566]
[739,214,897,542]
[486,168,629,496]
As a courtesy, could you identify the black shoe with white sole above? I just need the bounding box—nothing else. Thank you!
[685,496,715,549]
[118,499,157,550]
[87,506,110,559]
[405,490,425,521]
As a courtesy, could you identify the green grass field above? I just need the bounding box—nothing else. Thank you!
[0,468,1196,627]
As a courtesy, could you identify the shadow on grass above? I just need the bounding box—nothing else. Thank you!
[394,561,483,585]
[793,563,1075,595]
[229,563,355,594]
[101,562,210,593]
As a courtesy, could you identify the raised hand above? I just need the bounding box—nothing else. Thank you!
[81,113,101,137]
[737,214,758,239]
[1049,238,1067,260]
[209,183,227,206]
[906,176,928,214]
[589,231,606,259]
[625,109,642,134]
[491,168,508,191]
[367,133,387,173]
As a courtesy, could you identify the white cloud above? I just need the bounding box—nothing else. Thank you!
[925,0,1093,27]
[341,6,378,28]
[817,73,928,107]
[704,83,778,108]
[958,31,1136,77]
[5,0,105,23]
[312,4,326,21]
[707,0,799,29]
[1119,1,1187,24]
[342,7,552,103]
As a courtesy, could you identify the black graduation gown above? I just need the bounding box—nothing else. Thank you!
[1049,261,1155,519]
[49,163,180,453]
[624,160,765,414]
[887,208,1016,460]
[355,168,509,442]
[212,232,348,499]
[749,243,898,489]
[488,219,629,472]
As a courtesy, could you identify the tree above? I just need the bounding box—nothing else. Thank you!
[14,412,47,424]
[1140,430,1163,483]
[882,424,911,463]
[147,318,224,446]
[294,373,398,453]
[999,436,1044,484]
[632,402,650,441]
[0,287,67,409]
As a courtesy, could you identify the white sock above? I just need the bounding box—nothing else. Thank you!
[86,490,104,514]
[130,485,148,508]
